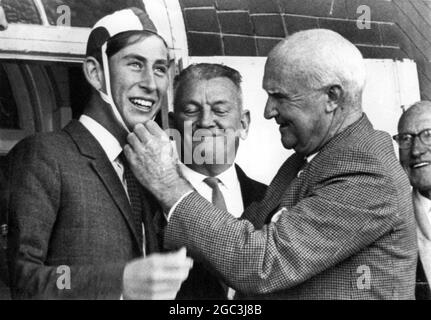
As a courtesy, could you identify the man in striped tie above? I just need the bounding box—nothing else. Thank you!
[6,8,192,300]
[170,63,267,299]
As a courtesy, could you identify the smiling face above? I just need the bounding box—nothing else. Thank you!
[173,77,249,172]
[398,106,431,195]
[108,34,169,131]
[262,57,332,156]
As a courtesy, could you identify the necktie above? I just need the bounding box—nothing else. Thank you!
[203,177,230,297]
[119,153,144,252]
[204,177,227,211]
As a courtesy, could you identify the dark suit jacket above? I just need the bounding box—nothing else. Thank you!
[6,120,162,299]
[176,165,267,299]
[165,114,417,299]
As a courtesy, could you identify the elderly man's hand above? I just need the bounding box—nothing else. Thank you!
[124,121,193,211]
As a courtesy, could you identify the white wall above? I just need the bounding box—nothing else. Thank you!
[190,57,421,184]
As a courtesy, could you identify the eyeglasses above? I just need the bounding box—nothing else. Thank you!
[393,128,431,149]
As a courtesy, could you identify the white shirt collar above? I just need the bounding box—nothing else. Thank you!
[217,164,239,190]
[79,115,123,162]
[415,189,431,214]
[178,163,244,218]
[179,163,238,190]
[306,152,318,163]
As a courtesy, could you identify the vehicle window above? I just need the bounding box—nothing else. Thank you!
[2,0,42,24]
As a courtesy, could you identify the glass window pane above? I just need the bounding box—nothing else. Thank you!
[2,0,42,24]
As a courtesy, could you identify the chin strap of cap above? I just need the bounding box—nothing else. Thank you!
[99,42,130,133]
[99,41,159,133]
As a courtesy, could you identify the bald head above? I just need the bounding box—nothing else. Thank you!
[398,101,431,131]
[262,29,366,156]
[268,29,366,109]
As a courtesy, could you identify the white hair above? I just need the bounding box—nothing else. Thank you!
[271,29,367,108]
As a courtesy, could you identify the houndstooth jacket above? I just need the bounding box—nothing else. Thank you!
[165,114,417,300]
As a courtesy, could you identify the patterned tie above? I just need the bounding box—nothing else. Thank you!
[204,177,227,211]
[203,177,230,297]
[119,153,144,252]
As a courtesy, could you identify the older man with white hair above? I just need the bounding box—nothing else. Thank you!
[124,29,417,299]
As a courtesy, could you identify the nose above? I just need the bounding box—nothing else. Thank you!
[264,99,278,120]
[411,136,427,158]
[197,107,215,128]
[139,68,157,92]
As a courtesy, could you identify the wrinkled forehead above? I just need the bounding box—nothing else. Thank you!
[179,77,241,102]
[263,57,305,91]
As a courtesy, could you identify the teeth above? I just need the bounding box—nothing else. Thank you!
[130,98,153,108]
[412,162,430,169]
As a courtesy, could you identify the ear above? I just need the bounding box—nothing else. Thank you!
[325,85,343,113]
[239,109,251,140]
[82,57,105,93]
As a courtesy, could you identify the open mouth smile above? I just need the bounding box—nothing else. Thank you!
[411,162,431,169]
[129,98,154,111]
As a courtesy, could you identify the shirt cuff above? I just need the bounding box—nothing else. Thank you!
[166,190,194,222]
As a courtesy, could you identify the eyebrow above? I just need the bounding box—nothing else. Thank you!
[183,100,201,107]
[122,54,169,65]
[212,100,234,107]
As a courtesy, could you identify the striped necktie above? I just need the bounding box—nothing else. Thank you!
[204,177,227,211]
[203,176,230,297]
[119,153,144,252]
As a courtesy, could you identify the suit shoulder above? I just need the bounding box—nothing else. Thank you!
[6,130,76,172]
[321,122,396,168]
[9,130,72,156]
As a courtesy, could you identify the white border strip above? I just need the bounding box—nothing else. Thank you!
[0,24,89,57]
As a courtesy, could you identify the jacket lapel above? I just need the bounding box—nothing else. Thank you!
[264,152,307,215]
[235,164,256,209]
[240,153,306,225]
[64,120,143,253]
[277,114,373,211]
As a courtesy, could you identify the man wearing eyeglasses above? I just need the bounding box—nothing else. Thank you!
[394,101,431,299]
